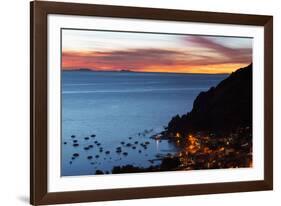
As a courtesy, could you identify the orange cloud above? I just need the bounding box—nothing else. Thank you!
[62,47,252,74]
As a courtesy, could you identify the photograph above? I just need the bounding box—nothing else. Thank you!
[30,2,273,204]
[61,29,253,176]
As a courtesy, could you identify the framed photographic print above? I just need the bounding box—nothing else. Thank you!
[30,1,273,205]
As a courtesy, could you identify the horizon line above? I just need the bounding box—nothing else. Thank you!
[62,68,231,75]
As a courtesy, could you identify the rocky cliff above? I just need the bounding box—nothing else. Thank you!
[167,64,252,135]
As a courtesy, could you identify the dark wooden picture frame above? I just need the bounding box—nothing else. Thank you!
[30,1,273,205]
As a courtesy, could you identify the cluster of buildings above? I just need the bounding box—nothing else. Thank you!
[172,127,252,170]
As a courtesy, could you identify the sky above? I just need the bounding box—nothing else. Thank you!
[62,29,252,74]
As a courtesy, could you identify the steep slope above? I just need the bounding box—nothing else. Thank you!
[167,63,252,135]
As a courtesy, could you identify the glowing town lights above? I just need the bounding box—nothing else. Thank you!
[175,132,181,138]
[219,147,225,152]
[186,135,200,154]
[203,147,212,154]
[173,128,252,170]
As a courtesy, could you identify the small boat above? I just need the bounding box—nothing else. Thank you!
[155,134,163,140]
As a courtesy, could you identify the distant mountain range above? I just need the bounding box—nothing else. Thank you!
[63,68,230,75]
[65,68,134,72]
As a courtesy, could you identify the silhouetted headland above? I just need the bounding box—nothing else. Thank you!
[167,63,252,135]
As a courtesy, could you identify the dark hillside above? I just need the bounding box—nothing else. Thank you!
[168,64,252,135]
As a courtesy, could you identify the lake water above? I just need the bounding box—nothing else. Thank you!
[61,71,227,176]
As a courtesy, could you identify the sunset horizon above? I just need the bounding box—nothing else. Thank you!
[62,29,252,74]
[62,64,250,75]
[61,28,253,176]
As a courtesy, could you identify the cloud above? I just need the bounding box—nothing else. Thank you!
[182,36,252,64]
[62,39,252,73]
[63,48,190,70]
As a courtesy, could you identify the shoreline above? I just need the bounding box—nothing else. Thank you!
[62,126,252,176]
[107,127,252,175]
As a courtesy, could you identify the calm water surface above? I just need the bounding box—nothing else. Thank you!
[61,71,227,176]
